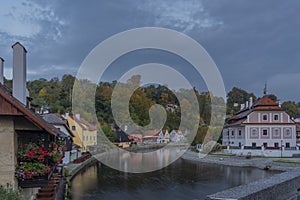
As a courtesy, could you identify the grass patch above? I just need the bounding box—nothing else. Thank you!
[273,160,300,164]
[209,154,233,158]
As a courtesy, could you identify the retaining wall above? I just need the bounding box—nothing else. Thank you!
[206,167,300,200]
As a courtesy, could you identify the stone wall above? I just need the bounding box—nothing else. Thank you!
[0,116,17,188]
[206,167,300,200]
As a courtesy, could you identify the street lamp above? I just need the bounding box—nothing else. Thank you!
[281,139,283,158]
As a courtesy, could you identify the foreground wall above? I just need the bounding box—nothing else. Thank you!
[0,117,17,188]
[206,167,300,200]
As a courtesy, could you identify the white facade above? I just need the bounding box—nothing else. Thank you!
[222,96,297,149]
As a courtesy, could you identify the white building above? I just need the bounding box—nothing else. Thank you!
[222,96,297,149]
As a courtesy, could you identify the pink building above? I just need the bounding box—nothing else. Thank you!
[222,96,297,149]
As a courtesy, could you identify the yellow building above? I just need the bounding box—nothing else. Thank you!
[63,114,97,152]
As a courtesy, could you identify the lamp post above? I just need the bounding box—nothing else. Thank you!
[281,139,283,158]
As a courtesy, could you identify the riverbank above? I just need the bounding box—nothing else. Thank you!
[182,150,300,171]
[65,157,98,181]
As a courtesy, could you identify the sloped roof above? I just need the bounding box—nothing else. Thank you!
[226,96,286,126]
[42,113,67,125]
[0,83,59,136]
[42,113,74,138]
[115,130,130,142]
[71,115,97,131]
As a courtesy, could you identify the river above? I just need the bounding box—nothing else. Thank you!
[71,158,278,200]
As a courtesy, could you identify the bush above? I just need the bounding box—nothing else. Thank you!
[0,186,22,200]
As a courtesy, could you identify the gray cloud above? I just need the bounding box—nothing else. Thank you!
[0,0,299,101]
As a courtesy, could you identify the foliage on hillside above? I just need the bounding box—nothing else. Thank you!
[4,74,299,145]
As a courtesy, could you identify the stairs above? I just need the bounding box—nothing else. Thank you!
[35,173,65,200]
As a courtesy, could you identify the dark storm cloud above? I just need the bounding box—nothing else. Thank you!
[0,0,299,101]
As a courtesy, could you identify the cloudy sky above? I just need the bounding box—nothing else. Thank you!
[0,0,299,101]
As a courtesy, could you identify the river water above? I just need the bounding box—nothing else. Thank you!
[71,158,278,200]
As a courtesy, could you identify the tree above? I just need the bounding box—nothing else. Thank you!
[227,87,256,115]
[282,101,298,118]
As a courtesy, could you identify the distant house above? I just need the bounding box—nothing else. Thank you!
[128,130,143,143]
[156,130,170,144]
[170,130,185,143]
[63,113,97,152]
[222,96,297,149]
[143,130,160,143]
[115,129,131,148]
[166,103,178,113]
[42,113,75,164]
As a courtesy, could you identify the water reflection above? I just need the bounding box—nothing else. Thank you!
[95,146,187,173]
[71,158,278,200]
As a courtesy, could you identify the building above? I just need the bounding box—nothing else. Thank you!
[222,96,297,149]
[42,113,75,164]
[156,130,170,144]
[115,129,131,148]
[63,113,97,152]
[169,130,185,143]
[0,42,64,199]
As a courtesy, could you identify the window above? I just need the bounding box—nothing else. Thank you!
[285,129,290,136]
[263,143,267,147]
[238,130,242,136]
[274,143,279,148]
[231,130,234,136]
[94,136,96,141]
[252,143,256,147]
[251,129,257,136]
[90,136,92,140]
[286,143,290,148]
[263,129,268,136]
[262,114,268,121]
[72,126,76,131]
[274,129,279,136]
[274,114,279,121]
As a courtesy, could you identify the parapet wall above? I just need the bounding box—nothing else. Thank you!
[206,167,300,200]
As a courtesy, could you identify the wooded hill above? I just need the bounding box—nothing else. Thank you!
[4,74,300,145]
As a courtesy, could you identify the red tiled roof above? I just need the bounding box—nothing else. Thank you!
[254,96,278,107]
[226,96,287,126]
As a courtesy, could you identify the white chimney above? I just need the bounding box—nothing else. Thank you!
[246,101,249,108]
[75,113,80,120]
[249,97,253,108]
[12,42,27,105]
[240,104,245,110]
[65,113,69,118]
[0,57,4,84]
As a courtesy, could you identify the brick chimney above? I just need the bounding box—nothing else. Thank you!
[0,57,4,84]
[12,42,27,105]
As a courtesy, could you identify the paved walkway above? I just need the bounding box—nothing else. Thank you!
[182,151,300,171]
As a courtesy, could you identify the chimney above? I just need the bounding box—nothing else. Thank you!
[75,113,80,120]
[246,101,249,108]
[12,42,27,105]
[0,57,4,84]
[240,104,245,110]
[249,97,253,108]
